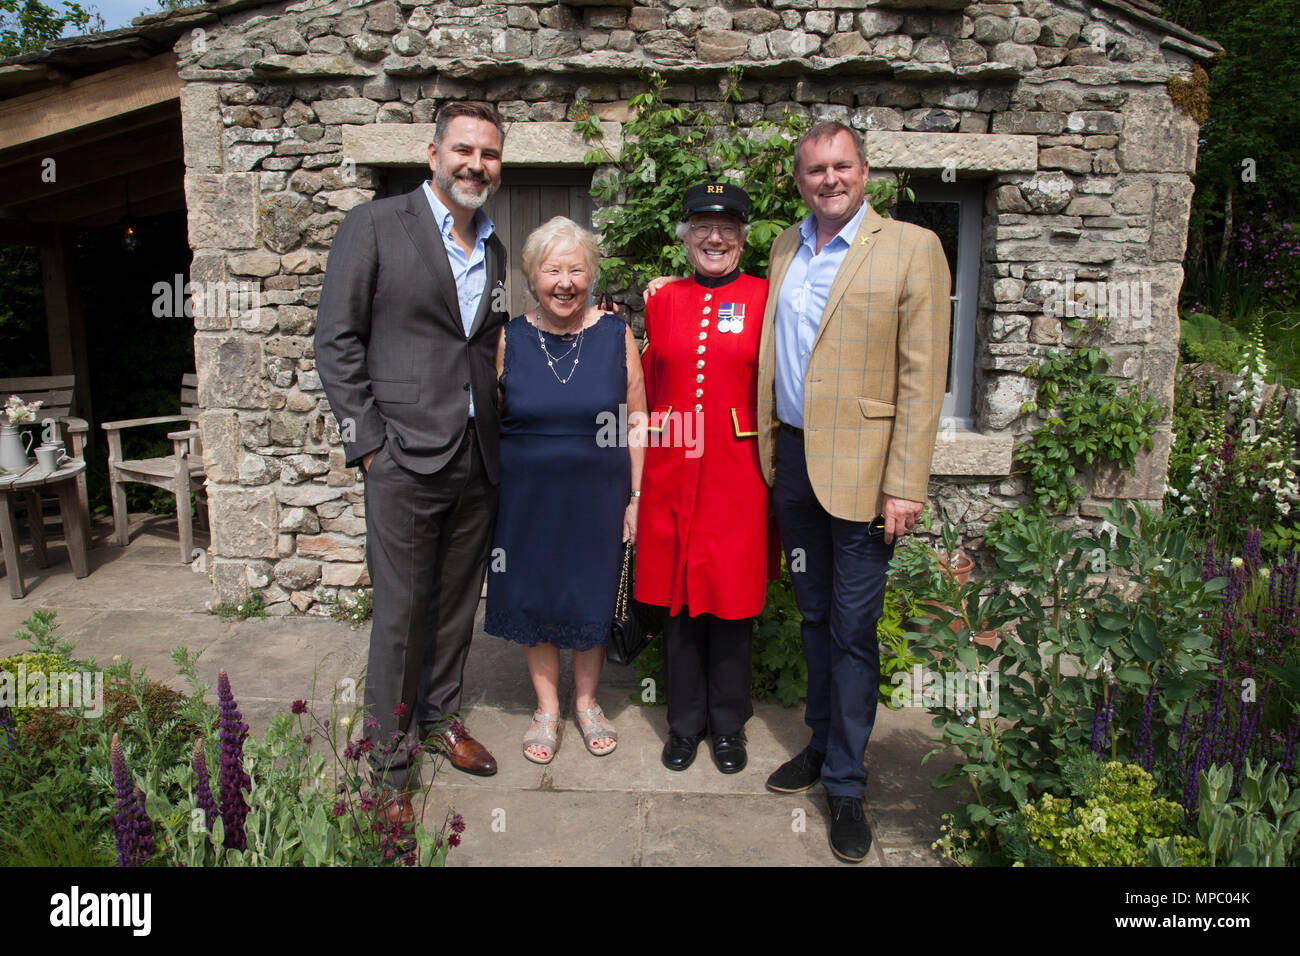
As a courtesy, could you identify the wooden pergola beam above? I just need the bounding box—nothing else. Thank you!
[0,126,184,208]
[70,188,186,227]
[0,52,181,153]
[13,160,184,222]
[0,103,177,168]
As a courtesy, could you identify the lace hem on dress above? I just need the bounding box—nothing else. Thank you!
[485,607,611,651]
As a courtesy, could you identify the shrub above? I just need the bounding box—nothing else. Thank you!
[1004,758,1206,867]
[910,503,1221,864]
[1166,323,1300,555]
[1189,759,1300,866]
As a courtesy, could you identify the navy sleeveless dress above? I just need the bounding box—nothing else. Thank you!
[485,312,630,650]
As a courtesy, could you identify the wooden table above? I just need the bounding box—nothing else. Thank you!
[0,458,89,599]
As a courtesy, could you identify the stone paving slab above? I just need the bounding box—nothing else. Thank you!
[429,786,644,867]
[0,515,960,866]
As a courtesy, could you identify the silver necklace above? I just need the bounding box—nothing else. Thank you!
[534,314,585,385]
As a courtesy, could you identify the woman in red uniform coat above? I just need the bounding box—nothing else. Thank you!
[636,183,771,774]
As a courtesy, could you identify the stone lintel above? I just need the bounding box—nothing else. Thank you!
[931,429,1015,477]
[867,132,1036,173]
[342,121,622,165]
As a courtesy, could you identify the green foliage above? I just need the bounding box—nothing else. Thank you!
[911,503,1222,863]
[0,246,48,378]
[1165,317,1300,554]
[0,615,200,866]
[1015,318,1164,514]
[577,71,907,297]
[0,0,96,56]
[210,588,269,620]
[632,636,665,706]
[1160,0,1300,312]
[328,588,374,626]
[10,607,74,657]
[1179,311,1247,369]
[877,584,922,708]
[144,672,461,867]
[0,729,116,865]
[752,562,809,707]
[0,624,463,868]
[1008,758,1205,867]
[0,651,73,728]
[1194,760,1300,866]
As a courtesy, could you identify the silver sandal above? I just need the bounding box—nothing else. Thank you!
[522,710,559,764]
[576,703,617,756]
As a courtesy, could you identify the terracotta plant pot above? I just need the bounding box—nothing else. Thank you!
[939,551,974,586]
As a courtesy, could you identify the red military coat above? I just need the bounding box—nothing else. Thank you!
[635,272,773,620]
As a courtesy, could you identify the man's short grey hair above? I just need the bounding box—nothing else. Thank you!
[522,216,601,292]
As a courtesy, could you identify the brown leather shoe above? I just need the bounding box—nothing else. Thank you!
[376,791,413,826]
[429,725,498,776]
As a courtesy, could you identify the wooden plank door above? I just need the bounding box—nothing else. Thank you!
[383,167,596,319]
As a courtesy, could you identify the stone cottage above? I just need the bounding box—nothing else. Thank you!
[0,0,1222,610]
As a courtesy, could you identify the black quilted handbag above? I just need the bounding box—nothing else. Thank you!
[607,542,661,665]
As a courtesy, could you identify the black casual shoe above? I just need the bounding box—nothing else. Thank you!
[661,731,705,771]
[710,733,747,774]
[827,795,872,863]
[765,745,825,793]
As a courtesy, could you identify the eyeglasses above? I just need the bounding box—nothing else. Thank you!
[688,222,741,240]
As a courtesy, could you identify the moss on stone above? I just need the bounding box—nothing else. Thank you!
[1168,65,1210,125]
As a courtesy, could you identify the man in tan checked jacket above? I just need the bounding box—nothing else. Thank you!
[757,121,951,863]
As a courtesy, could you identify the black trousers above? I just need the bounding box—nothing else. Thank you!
[362,428,497,790]
[663,610,754,737]
[772,426,894,799]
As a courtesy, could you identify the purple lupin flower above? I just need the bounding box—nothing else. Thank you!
[1089,683,1115,758]
[216,670,251,851]
[110,734,155,867]
[1089,697,1105,756]
[1202,537,1218,584]
[1099,684,1115,758]
[191,739,218,832]
[1244,529,1263,575]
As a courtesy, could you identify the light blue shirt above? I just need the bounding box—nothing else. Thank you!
[775,201,868,429]
[423,180,495,417]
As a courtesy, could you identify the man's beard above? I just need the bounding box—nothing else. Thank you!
[434,164,497,210]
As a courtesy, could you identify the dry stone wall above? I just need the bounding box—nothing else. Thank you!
[175,0,1211,609]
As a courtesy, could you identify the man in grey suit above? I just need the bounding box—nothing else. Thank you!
[316,102,508,817]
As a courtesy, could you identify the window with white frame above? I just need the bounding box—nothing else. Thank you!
[892,179,982,431]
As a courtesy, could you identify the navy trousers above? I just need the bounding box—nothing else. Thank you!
[772,426,895,799]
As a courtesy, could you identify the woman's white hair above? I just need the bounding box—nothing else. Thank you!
[522,216,601,291]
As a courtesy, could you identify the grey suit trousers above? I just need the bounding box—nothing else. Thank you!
[362,427,497,791]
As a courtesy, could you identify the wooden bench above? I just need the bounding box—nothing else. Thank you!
[102,373,207,563]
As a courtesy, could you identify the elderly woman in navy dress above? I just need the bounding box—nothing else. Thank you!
[485,216,647,763]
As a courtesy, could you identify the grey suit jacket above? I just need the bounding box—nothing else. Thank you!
[315,184,508,481]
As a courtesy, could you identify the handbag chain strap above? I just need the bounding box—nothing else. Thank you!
[615,542,632,620]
